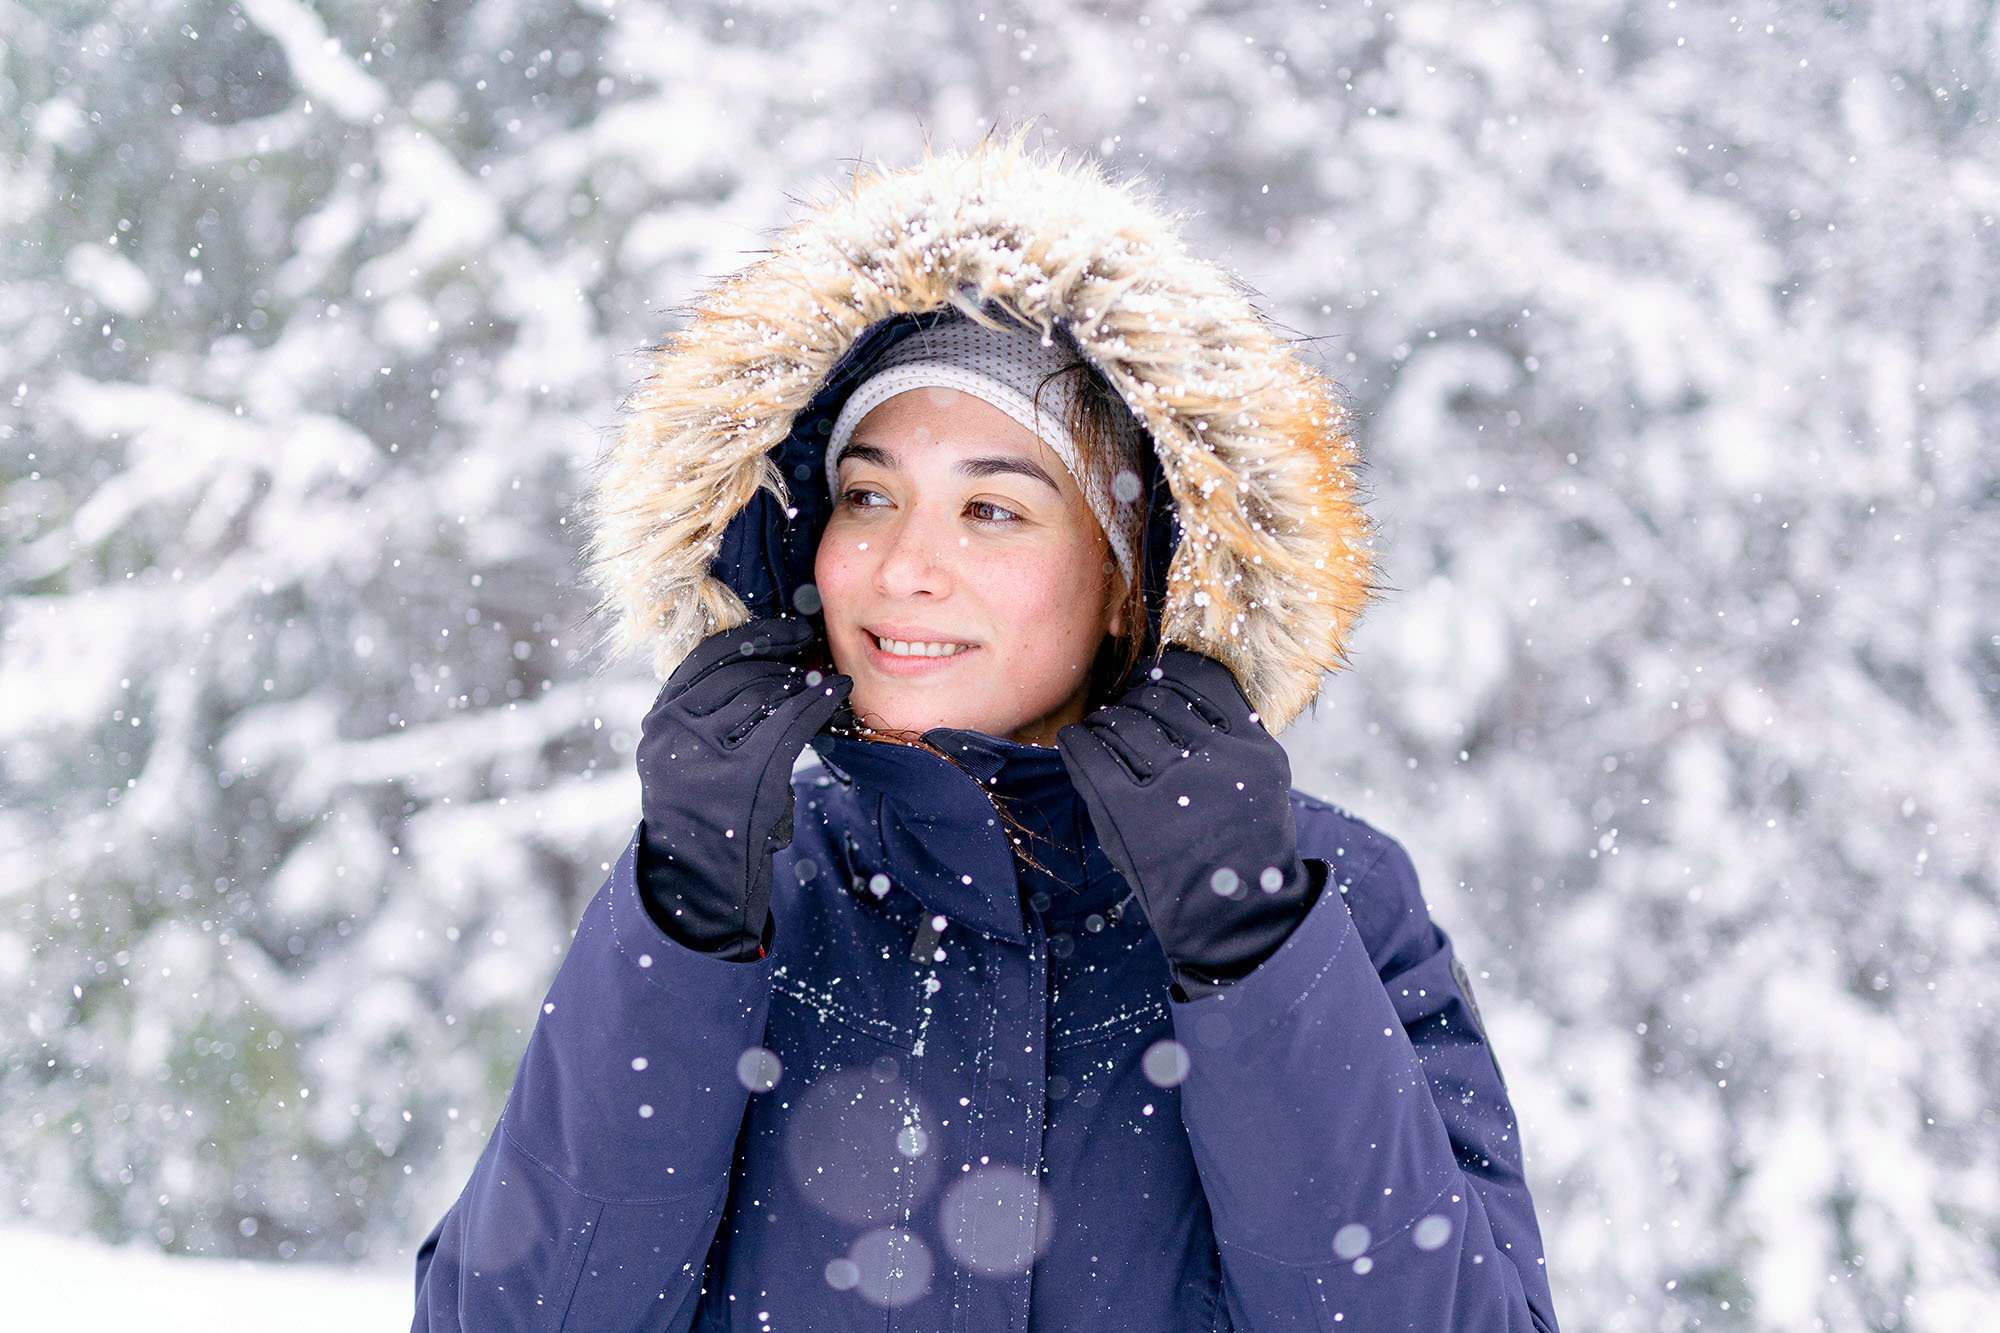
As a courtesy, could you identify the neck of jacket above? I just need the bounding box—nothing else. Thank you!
[814,729,1130,943]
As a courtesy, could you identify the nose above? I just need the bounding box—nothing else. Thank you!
[870,507,954,599]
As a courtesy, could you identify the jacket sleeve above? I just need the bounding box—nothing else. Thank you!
[412,832,773,1331]
[1169,809,1559,1333]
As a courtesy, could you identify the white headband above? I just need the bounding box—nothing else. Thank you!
[824,313,1143,580]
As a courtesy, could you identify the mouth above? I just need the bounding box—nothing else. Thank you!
[868,631,974,659]
[860,624,976,664]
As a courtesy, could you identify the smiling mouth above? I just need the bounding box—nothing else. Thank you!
[871,633,973,658]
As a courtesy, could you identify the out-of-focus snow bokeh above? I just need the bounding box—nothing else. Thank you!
[2,1,1994,1328]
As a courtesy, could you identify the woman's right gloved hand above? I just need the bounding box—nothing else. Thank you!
[634,616,851,961]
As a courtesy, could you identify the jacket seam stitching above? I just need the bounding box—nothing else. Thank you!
[1318,842,1393,903]
[769,982,918,1049]
[1249,844,1392,1028]
[552,1194,608,1331]
[499,1119,722,1207]
[1049,998,1170,1050]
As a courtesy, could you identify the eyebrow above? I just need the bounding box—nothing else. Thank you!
[834,441,1062,492]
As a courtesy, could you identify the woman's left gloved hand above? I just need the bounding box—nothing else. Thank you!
[1057,649,1322,998]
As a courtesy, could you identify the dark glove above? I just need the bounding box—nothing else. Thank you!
[635,616,851,961]
[1057,649,1321,998]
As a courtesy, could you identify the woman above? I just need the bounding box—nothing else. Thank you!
[414,139,1558,1331]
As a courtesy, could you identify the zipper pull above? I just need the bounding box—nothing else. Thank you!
[910,912,948,965]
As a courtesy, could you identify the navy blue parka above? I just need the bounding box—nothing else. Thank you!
[413,141,1559,1332]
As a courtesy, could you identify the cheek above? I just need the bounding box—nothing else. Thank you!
[810,535,867,676]
[983,543,1111,656]
[812,528,862,612]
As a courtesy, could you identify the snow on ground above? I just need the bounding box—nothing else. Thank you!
[0,1229,409,1331]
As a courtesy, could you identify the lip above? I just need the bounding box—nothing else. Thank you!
[857,624,979,677]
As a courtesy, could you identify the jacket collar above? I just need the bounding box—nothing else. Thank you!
[814,729,1077,944]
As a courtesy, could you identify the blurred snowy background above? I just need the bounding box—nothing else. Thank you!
[2,0,1995,1327]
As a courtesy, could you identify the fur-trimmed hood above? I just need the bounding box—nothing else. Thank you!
[587,135,1377,731]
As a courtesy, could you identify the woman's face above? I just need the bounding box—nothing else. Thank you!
[814,387,1125,746]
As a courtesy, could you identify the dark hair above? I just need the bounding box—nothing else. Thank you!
[1036,351,1153,705]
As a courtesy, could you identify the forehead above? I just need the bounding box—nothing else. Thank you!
[843,388,1086,497]
[850,386,1047,452]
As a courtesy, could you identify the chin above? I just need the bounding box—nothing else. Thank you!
[846,685,989,739]
[854,700,983,737]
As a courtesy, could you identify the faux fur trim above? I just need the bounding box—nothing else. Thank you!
[587,133,1378,732]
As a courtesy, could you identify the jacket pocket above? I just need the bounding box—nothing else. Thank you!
[769,967,921,1052]
[766,879,925,1053]
[1049,911,1171,1052]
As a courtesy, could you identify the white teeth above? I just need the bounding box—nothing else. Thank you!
[874,635,970,658]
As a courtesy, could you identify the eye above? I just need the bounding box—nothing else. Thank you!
[966,500,1022,524]
[840,486,891,510]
